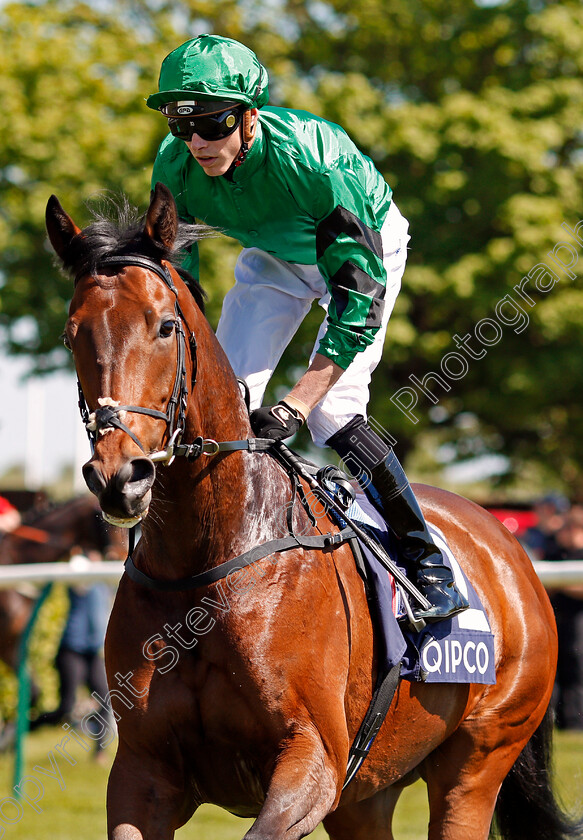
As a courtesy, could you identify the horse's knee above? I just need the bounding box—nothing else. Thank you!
[110,824,146,840]
[244,738,339,840]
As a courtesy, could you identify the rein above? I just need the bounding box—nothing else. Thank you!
[124,440,357,590]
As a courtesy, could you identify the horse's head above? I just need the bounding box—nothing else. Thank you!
[46,183,209,528]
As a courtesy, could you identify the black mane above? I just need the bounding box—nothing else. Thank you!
[60,196,209,312]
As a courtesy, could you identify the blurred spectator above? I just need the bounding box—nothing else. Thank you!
[549,505,583,731]
[522,493,569,561]
[30,547,113,758]
[0,495,21,533]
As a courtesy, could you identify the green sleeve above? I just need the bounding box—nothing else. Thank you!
[151,142,200,281]
[312,162,391,370]
[180,242,200,280]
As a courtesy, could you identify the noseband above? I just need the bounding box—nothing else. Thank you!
[77,255,197,464]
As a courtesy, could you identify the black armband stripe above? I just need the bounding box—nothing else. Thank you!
[316,206,384,261]
[329,261,386,301]
[329,261,386,328]
[365,298,385,329]
[331,287,385,330]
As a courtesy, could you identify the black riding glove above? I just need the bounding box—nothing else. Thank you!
[250,401,304,441]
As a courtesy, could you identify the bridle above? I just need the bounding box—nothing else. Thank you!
[75,254,272,465]
[76,255,197,465]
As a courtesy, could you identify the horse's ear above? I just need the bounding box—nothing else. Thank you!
[144,182,178,249]
[46,195,82,260]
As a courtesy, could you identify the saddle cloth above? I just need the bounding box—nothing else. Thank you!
[346,491,496,685]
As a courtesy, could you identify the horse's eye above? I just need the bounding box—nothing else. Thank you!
[61,332,72,351]
[159,320,175,338]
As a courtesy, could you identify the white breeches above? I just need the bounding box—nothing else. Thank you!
[216,201,410,447]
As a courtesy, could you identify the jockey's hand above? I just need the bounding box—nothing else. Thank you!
[250,401,304,441]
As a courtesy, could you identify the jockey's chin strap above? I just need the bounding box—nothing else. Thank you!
[76,255,197,463]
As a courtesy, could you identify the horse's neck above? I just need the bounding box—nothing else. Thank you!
[145,430,288,574]
[143,335,290,573]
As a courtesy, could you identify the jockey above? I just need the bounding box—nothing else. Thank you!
[147,34,468,623]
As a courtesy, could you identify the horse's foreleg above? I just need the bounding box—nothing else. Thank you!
[243,727,339,840]
[107,744,195,840]
[110,825,147,840]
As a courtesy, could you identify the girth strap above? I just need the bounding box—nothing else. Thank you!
[123,525,356,592]
[342,661,402,788]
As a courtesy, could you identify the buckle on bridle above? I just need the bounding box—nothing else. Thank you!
[150,427,183,466]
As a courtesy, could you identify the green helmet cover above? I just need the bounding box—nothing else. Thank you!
[147,34,269,112]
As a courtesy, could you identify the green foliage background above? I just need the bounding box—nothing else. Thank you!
[0,0,582,493]
[0,585,67,724]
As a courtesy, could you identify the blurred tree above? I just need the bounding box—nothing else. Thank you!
[0,0,582,490]
[0,1,160,365]
[0,0,240,364]
[270,0,583,491]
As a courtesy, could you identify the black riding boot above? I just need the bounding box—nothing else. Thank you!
[327,416,469,623]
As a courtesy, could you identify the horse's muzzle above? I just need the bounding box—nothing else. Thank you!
[82,456,156,526]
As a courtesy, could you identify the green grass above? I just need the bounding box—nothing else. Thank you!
[0,729,581,839]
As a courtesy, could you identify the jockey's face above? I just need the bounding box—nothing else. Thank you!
[185,108,257,177]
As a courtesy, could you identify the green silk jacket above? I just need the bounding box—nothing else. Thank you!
[152,106,393,369]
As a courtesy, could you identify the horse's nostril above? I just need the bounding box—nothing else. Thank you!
[116,457,156,501]
[82,462,107,496]
[127,457,156,491]
[83,457,156,520]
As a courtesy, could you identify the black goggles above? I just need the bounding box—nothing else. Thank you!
[167,107,244,142]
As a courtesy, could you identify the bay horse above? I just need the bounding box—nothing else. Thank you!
[0,496,125,691]
[46,182,581,840]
